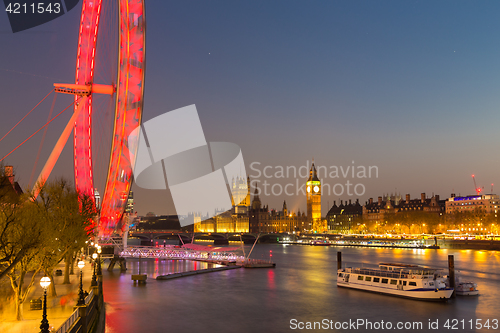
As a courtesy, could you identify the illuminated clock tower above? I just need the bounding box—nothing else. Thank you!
[306,162,321,228]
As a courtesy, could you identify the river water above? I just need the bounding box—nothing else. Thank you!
[103,245,500,333]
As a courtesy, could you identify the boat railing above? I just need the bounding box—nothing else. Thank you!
[345,267,438,279]
[346,268,410,279]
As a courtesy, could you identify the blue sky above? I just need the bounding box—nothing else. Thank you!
[1,1,500,216]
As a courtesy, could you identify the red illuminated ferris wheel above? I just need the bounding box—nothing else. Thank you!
[35,0,146,236]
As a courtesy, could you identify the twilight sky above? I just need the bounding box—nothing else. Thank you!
[1,1,500,216]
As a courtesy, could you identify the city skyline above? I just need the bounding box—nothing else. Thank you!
[1,1,500,216]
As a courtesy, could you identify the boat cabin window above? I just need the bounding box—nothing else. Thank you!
[429,282,434,286]
[409,282,417,286]
[381,278,388,284]
[403,281,407,286]
[358,276,364,281]
[338,273,343,277]
[373,277,380,283]
[365,276,371,282]
[390,280,397,285]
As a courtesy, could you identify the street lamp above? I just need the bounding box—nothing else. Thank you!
[76,260,86,306]
[96,245,102,276]
[91,253,98,286]
[40,276,51,333]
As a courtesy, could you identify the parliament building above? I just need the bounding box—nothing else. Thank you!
[194,162,323,233]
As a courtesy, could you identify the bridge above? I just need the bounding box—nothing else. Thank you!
[127,230,294,245]
[97,238,276,270]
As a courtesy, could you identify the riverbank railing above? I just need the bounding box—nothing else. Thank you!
[55,275,104,333]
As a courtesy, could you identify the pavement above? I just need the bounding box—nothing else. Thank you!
[0,258,97,333]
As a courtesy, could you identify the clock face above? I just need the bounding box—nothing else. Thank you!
[307,186,311,193]
[313,186,319,193]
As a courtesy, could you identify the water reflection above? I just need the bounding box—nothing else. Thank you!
[103,246,499,333]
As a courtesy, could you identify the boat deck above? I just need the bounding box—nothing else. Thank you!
[345,267,437,279]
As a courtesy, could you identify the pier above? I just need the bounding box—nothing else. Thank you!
[156,266,241,280]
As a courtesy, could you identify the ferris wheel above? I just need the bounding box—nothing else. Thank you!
[35,0,146,236]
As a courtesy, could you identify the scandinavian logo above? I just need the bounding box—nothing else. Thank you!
[128,105,247,227]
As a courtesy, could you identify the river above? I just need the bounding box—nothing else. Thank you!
[103,245,500,333]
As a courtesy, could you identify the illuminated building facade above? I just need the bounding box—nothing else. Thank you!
[306,162,323,232]
[306,163,321,220]
[249,193,308,233]
[194,166,326,233]
[193,211,249,233]
[446,194,499,215]
[326,199,362,234]
[193,176,251,232]
[231,176,251,216]
[363,193,445,221]
[125,190,134,214]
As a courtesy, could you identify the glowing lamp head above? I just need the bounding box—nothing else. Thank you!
[97,246,102,254]
[40,276,51,289]
[78,260,85,270]
[92,253,98,260]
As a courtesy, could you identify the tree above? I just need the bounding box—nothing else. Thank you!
[5,197,48,320]
[1,177,96,320]
[36,179,96,293]
[0,169,43,280]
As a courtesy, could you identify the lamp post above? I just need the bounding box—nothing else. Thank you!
[96,245,102,276]
[40,276,51,333]
[91,253,98,286]
[76,260,86,306]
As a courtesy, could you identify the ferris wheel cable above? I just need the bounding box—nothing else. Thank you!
[0,90,53,144]
[29,92,58,187]
[95,96,114,191]
[90,95,111,176]
[0,68,66,81]
[0,98,79,164]
[33,96,86,199]
[95,2,117,85]
[92,96,111,182]
[101,97,114,180]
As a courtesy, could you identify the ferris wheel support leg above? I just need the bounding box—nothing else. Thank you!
[33,97,88,199]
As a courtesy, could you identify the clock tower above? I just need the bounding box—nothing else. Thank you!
[306,162,321,226]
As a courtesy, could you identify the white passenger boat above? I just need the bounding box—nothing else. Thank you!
[337,263,454,301]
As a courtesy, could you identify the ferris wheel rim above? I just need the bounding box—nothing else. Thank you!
[74,0,145,236]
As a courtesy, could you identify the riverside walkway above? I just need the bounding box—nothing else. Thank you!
[0,260,95,333]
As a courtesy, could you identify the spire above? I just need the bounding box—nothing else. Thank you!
[308,160,320,182]
[282,200,288,216]
[251,186,261,210]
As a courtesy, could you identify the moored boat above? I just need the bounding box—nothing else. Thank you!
[443,275,479,296]
[455,281,479,296]
[337,263,453,301]
[310,239,331,246]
